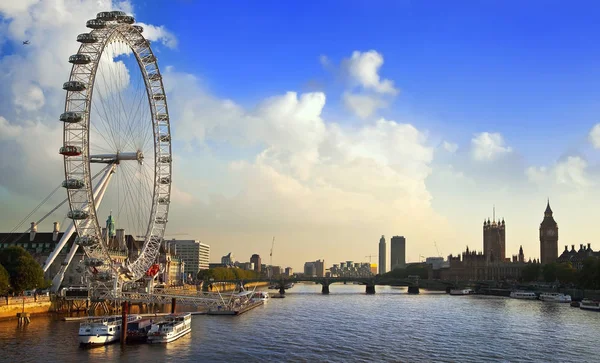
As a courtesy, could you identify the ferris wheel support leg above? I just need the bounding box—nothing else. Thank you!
[47,165,116,289]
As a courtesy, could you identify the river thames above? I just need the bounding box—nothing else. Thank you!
[1,284,599,362]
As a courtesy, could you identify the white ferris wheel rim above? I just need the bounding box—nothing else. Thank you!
[61,11,172,285]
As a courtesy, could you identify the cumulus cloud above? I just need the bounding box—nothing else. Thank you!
[135,22,178,49]
[589,123,600,149]
[471,132,512,161]
[526,156,592,189]
[345,50,397,95]
[336,50,399,119]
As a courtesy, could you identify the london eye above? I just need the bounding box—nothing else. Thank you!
[60,11,172,292]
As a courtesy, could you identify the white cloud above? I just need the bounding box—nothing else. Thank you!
[555,156,592,188]
[471,132,512,161]
[589,123,600,149]
[135,22,178,49]
[526,157,592,189]
[12,82,45,111]
[342,92,385,119]
[345,50,397,95]
[442,141,458,153]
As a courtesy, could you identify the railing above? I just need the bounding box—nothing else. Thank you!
[0,296,51,306]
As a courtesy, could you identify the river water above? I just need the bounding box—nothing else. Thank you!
[1,284,599,362]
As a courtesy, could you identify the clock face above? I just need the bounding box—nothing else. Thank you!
[547,229,555,236]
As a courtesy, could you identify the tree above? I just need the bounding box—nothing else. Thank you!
[555,262,576,284]
[542,263,558,283]
[578,258,600,289]
[0,246,47,293]
[0,264,9,296]
[521,263,541,282]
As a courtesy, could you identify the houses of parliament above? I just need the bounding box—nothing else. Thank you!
[439,201,567,281]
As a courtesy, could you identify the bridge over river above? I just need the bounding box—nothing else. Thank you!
[204,276,495,295]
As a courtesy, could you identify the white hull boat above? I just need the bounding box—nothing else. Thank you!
[78,315,141,346]
[449,289,473,295]
[147,313,192,343]
[580,299,600,311]
[539,293,571,303]
[510,291,537,300]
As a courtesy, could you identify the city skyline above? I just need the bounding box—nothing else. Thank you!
[3,1,600,270]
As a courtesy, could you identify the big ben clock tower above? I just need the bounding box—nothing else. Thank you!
[539,200,558,264]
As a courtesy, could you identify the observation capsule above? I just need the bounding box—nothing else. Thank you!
[158,135,171,142]
[132,25,144,33]
[63,81,87,92]
[159,177,171,184]
[75,236,98,247]
[158,197,170,204]
[117,15,135,24]
[96,11,116,21]
[77,33,98,44]
[62,179,84,189]
[67,209,89,220]
[60,111,83,123]
[59,145,82,156]
[152,93,166,101]
[86,19,106,29]
[155,217,167,224]
[69,54,91,65]
[159,156,172,164]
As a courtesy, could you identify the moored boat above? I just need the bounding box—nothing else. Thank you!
[579,299,600,312]
[509,291,537,300]
[449,288,473,295]
[539,292,572,303]
[126,318,153,343]
[252,291,270,303]
[78,315,141,346]
[147,313,192,343]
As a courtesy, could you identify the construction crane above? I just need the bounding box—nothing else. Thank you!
[365,254,377,263]
[434,241,442,258]
[269,236,275,280]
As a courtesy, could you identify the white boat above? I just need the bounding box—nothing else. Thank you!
[147,313,192,343]
[252,291,270,303]
[510,291,537,300]
[78,315,141,345]
[580,299,600,311]
[449,288,473,295]
[539,292,572,303]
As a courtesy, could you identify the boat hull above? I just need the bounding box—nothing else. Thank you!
[147,327,191,343]
[78,335,119,346]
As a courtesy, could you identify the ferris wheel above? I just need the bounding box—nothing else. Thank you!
[60,11,172,289]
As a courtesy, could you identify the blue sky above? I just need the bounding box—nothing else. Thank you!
[2,1,600,268]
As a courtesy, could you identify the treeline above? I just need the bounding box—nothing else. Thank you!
[521,258,600,289]
[197,267,259,281]
[382,264,429,280]
[0,246,49,295]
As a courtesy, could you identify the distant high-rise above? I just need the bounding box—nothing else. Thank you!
[378,235,386,274]
[170,239,210,277]
[539,200,558,264]
[390,236,406,270]
[250,254,261,273]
